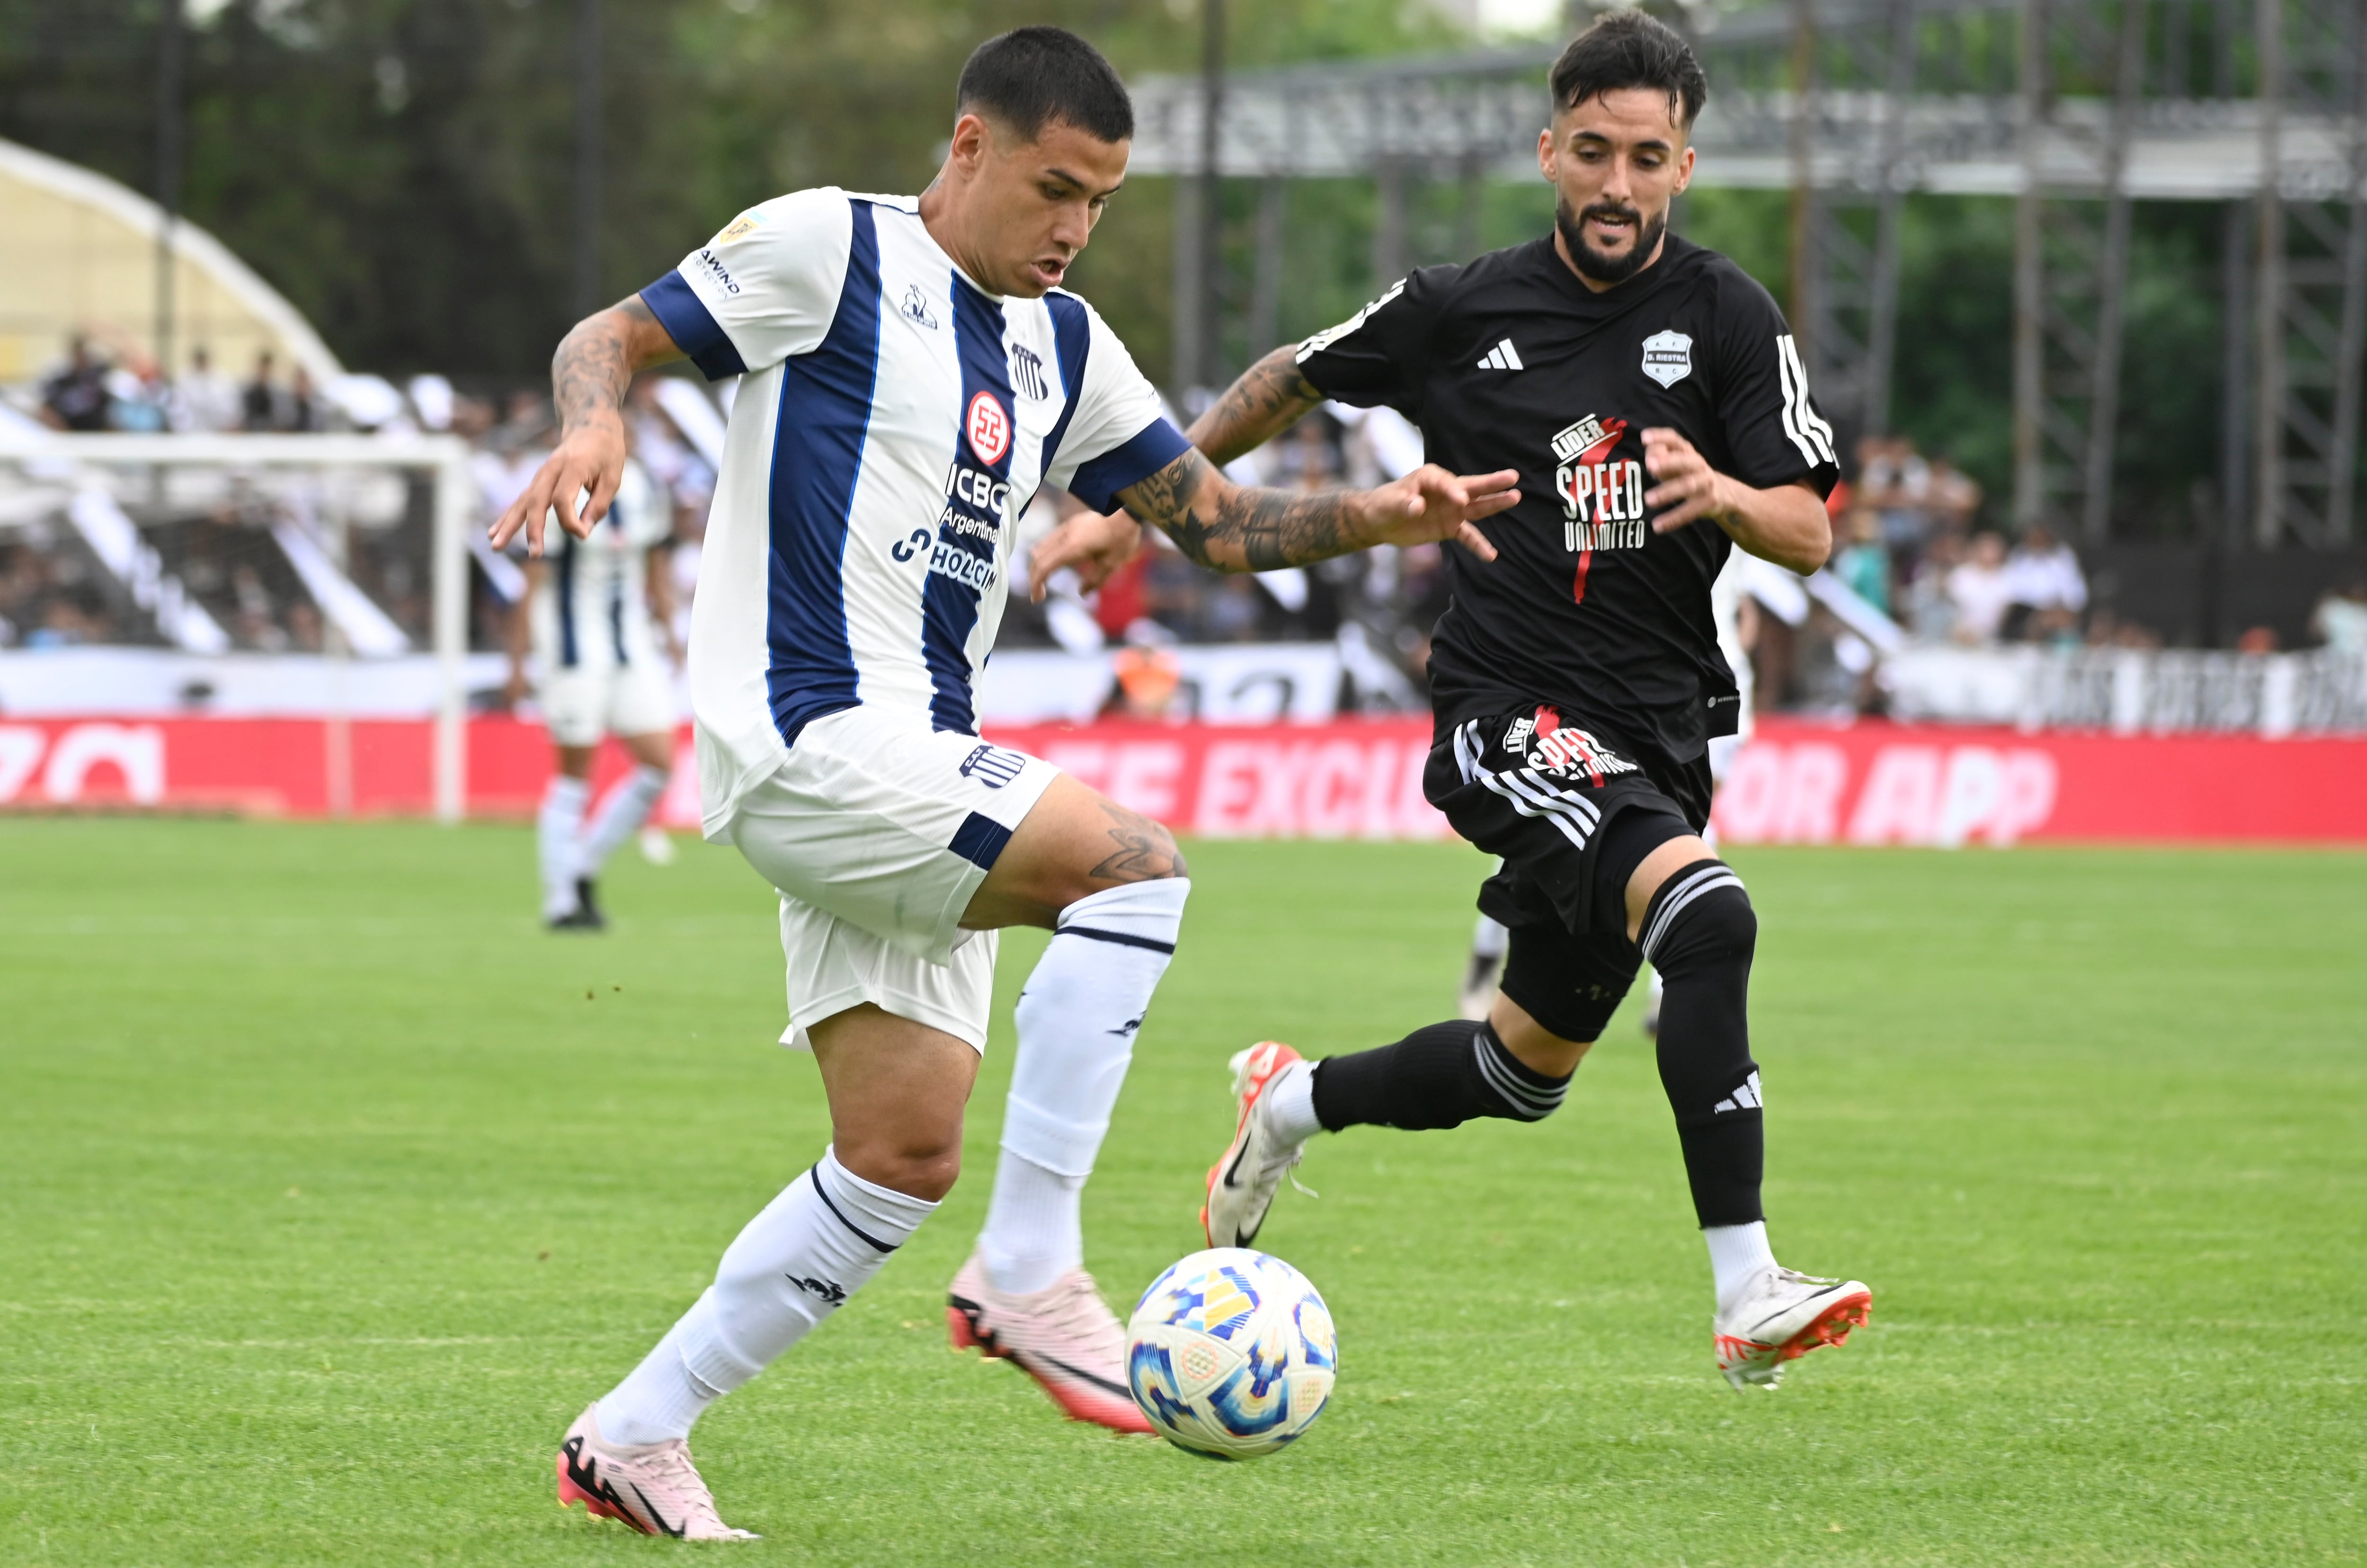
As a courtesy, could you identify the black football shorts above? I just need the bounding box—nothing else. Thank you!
[1423,707,1703,1041]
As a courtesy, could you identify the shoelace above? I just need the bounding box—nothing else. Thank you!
[1264,1146,1318,1200]
[1032,1271,1126,1357]
[640,1443,729,1531]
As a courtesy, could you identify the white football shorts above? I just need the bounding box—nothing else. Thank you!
[541,662,676,748]
[717,704,1059,1054]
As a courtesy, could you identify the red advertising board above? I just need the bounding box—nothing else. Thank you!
[2,713,2361,845]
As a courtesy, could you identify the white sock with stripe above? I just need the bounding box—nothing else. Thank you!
[579,764,669,878]
[978,878,1190,1296]
[537,775,589,919]
[597,1148,935,1445]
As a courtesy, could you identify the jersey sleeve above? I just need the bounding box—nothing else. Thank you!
[1291,266,1451,419]
[637,187,854,381]
[1044,299,1192,514]
[1709,274,1842,497]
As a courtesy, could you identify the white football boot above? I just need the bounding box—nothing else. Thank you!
[555,1404,756,1540]
[1713,1266,1873,1389]
[1201,1042,1311,1249]
[945,1251,1151,1434]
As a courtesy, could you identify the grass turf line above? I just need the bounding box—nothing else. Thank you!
[0,818,2361,1567]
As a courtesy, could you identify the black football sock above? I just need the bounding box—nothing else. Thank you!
[1308,1018,1571,1132]
[1637,860,1765,1228]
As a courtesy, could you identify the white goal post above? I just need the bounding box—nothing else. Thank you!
[0,428,477,822]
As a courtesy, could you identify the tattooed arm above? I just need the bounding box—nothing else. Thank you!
[489,296,685,555]
[1185,345,1328,467]
[1111,449,1517,574]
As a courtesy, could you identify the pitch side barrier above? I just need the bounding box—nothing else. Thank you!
[3,714,2364,846]
[0,429,477,823]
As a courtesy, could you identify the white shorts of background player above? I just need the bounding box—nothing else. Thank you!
[540,660,677,749]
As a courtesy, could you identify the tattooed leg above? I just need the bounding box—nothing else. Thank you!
[960,773,1186,933]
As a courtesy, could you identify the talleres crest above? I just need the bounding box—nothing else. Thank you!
[1641,328,1693,388]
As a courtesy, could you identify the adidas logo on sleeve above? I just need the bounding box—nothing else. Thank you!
[1477,338,1524,371]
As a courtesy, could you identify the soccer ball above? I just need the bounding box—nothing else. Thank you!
[1126,1247,1336,1460]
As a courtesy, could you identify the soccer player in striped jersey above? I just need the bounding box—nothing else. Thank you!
[491,27,1517,1539]
[508,457,679,929]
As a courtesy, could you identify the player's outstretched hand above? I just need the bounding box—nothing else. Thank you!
[489,420,629,558]
[1361,464,1518,559]
[1641,427,1736,531]
[1029,508,1145,601]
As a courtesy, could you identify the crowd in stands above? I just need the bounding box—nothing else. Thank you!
[1827,435,2108,649]
[8,337,2367,727]
[35,335,339,435]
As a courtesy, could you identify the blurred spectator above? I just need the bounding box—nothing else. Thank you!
[1111,630,1183,720]
[1831,505,1891,615]
[285,366,321,432]
[106,357,173,433]
[1946,531,2013,644]
[1857,434,1931,554]
[2082,609,2162,650]
[1926,458,1981,533]
[2236,625,2278,654]
[231,563,287,650]
[40,336,112,431]
[177,347,241,432]
[2311,581,2367,652]
[2002,523,2087,642]
[241,351,279,431]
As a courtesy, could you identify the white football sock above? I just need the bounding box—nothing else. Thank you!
[1262,1059,1324,1145]
[579,764,669,879]
[598,1148,934,1444]
[978,878,1189,1297]
[1704,1220,1777,1310]
[537,775,589,918]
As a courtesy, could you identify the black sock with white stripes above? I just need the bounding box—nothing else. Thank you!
[1638,859,1765,1227]
[1309,1018,1571,1133]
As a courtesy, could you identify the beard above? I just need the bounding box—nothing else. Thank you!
[1556,195,1669,286]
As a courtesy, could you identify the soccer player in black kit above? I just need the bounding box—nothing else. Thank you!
[1040,10,1871,1389]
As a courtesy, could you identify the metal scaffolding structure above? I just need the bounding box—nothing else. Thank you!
[1128,0,2367,544]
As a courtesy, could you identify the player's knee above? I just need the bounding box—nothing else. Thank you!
[831,1131,962,1203]
[1637,861,1754,980]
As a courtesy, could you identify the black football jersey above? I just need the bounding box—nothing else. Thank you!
[1295,232,1839,765]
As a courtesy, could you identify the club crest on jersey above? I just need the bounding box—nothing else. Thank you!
[1008,344,1049,401]
[1641,329,1693,388]
[966,390,1012,466]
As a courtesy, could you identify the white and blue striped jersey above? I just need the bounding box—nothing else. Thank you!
[640,187,1187,835]
[532,459,669,673]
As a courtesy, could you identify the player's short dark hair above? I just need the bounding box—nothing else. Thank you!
[956,27,1134,145]
[1549,10,1708,129]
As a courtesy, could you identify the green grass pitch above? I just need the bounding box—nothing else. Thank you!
[2,818,2362,1566]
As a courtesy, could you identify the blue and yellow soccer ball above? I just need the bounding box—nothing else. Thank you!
[1126,1247,1336,1460]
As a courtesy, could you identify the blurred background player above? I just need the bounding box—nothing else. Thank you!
[506,456,679,930]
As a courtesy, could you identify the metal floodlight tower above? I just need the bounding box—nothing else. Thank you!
[2011,0,2148,543]
[1126,0,2367,547]
[2256,0,2367,545]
